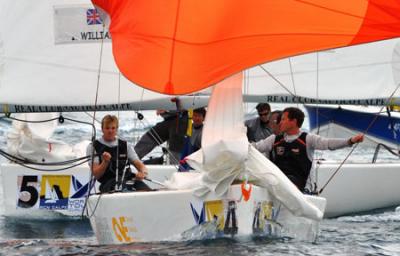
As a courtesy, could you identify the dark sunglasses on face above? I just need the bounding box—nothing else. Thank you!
[258,112,269,117]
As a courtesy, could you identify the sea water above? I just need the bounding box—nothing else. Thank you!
[1,111,400,256]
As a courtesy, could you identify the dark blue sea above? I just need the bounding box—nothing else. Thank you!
[1,111,400,256]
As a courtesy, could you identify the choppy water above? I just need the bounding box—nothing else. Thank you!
[1,111,400,255]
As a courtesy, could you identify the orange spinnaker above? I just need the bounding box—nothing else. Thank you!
[92,0,400,95]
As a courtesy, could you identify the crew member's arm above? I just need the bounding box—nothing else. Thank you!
[128,142,148,180]
[253,134,276,155]
[132,159,148,180]
[310,133,364,150]
[91,152,111,180]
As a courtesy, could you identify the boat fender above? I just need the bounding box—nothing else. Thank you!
[241,182,252,201]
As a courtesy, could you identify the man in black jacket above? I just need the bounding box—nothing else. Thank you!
[87,115,149,193]
[254,107,364,191]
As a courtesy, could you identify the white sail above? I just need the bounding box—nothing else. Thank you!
[44,179,58,203]
[245,38,400,104]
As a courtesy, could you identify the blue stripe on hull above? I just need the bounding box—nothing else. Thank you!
[305,106,400,145]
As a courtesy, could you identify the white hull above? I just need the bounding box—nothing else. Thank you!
[307,122,400,217]
[2,161,400,218]
[316,161,400,217]
[0,163,176,217]
[87,184,326,244]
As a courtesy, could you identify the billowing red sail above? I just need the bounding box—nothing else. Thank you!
[92,0,400,95]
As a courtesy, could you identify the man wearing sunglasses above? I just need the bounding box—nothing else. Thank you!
[245,103,273,142]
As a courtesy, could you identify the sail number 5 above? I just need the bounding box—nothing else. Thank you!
[17,175,39,208]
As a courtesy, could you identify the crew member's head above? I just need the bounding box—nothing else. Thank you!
[193,107,206,128]
[280,107,304,133]
[256,103,271,124]
[269,110,282,135]
[101,115,119,141]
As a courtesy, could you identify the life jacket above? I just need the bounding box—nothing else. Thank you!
[93,139,129,185]
[270,132,311,191]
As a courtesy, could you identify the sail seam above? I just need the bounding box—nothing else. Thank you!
[165,0,182,94]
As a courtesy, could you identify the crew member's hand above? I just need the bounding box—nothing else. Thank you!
[350,134,364,144]
[102,152,111,163]
[135,168,148,180]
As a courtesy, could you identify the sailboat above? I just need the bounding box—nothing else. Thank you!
[304,104,400,149]
[82,0,400,244]
[1,0,400,241]
[43,179,59,204]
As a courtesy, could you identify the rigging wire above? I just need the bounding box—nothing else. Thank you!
[5,116,59,123]
[0,147,97,166]
[385,106,400,154]
[244,69,250,113]
[311,52,321,193]
[83,112,101,125]
[288,57,299,108]
[259,65,296,97]
[0,114,98,171]
[83,21,107,219]
[0,156,90,172]
[315,52,320,135]
[115,71,125,192]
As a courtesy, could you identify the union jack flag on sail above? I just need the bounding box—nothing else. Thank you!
[86,8,102,25]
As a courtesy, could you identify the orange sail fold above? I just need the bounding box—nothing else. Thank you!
[92,0,400,95]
